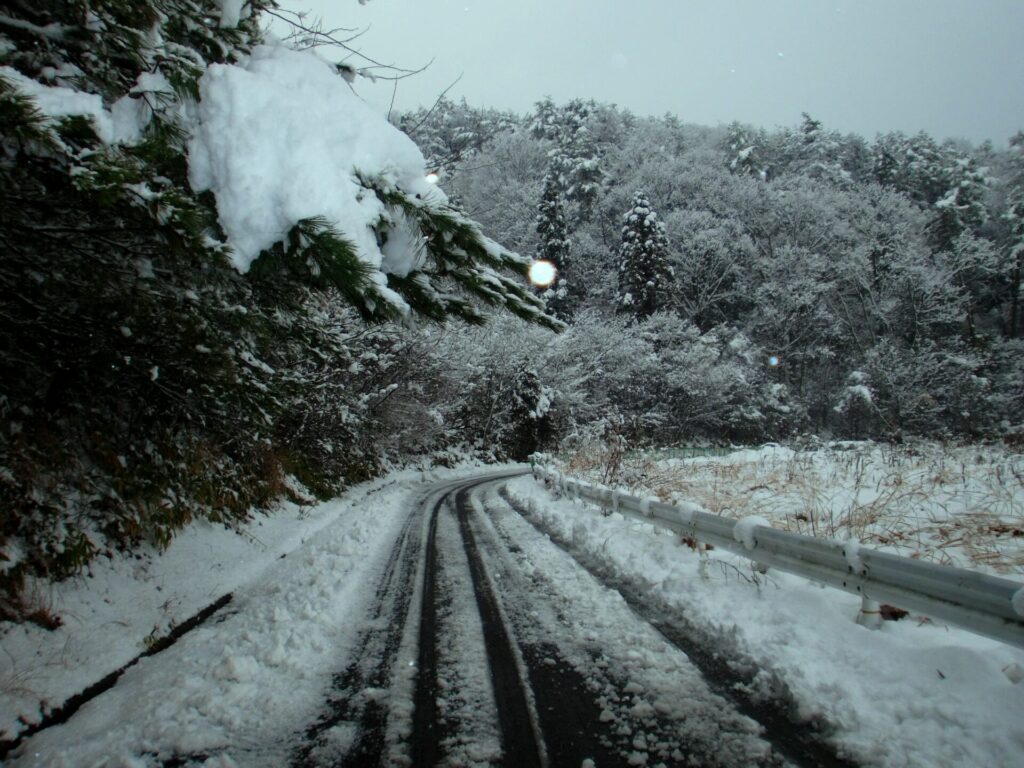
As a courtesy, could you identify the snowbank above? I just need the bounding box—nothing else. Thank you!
[0,463,490,750]
[506,474,1024,768]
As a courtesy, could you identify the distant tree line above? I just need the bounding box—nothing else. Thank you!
[402,99,1024,453]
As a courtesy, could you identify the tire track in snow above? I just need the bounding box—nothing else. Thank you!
[498,486,861,768]
[409,471,544,766]
[474,484,776,767]
[296,469,804,767]
[291,494,424,766]
[410,491,445,767]
[449,484,547,766]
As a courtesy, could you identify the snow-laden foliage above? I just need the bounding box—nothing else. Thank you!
[526,97,610,318]
[2,3,1022,624]
[0,0,557,621]
[428,103,1022,451]
[616,192,674,319]
[398,96,517,187]
[534,170,574,318]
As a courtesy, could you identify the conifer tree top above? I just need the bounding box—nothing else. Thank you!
[617,191,673,319]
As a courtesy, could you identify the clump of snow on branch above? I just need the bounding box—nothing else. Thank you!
[188,42,437,275]
[217,0,250,28]
[0,65,154,144]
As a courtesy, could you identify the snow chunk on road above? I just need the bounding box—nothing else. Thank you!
[733,515,771,551]
[188,43,436,274]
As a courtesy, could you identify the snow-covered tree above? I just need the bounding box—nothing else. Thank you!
[0,0,559,621]
[722,121,776,180]
[833,371,879,438]
[931,153,988,252]
[398,97,516,184]
[503,366,552,460]
[531,97,604,221]
[790,113,848,185]
[559,98,603,220]
[535,170,575,318]
[616,192,674,319]
[665,209,752,330]
[1004,185,1024,337]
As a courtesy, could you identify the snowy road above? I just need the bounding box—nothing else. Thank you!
[295,470,800,767]
[8,469,859,767]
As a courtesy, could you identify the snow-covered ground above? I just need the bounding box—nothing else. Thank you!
[507,443,1024,768]
[4,448,1023,767]
[0,463,490,760]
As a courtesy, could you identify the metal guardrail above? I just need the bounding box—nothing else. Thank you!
[532,466,1024,650]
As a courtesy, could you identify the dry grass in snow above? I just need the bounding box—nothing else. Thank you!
[560,441,1024,576]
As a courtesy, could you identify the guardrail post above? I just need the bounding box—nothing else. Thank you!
[698,542,710,581]
[857,596,882,630]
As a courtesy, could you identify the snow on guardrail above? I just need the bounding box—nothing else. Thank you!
[531,465,1024,650]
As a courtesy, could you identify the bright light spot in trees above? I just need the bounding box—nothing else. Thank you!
[425,172,440,184]
[768,355,780,367]
[529,260,557,287]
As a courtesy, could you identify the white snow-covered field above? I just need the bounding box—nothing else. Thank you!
[560,441,1024,576]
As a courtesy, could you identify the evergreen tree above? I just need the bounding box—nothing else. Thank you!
[559,98,603,220]
[398,97,516,184]
[616,192,674,319]
[872,131,947,205]
[503,366,552,461]
[792,112,847,184]
[535,169,575,318]
[0,0,559,621]
[531,97,604,220]
[723,121,767,179]
[530,96,562,142]
[528,97,607,318]
[1004,184,1024,338]
[931,152,988,252]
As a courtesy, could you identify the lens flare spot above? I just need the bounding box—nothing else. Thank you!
[529,260,557,288]
[425,172,440,184]
[768,355,780,367]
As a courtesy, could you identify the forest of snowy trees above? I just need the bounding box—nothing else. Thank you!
[404,99,1024,451]
[1,1,1022,622]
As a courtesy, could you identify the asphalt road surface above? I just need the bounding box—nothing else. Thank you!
[294,471,855,767]
[9,470,858,767]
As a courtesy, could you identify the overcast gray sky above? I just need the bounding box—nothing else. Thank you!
[274,0,1024,145]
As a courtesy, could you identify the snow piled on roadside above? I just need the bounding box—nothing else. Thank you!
[506,475,1024,768]
[0,464,484,762]
[188,42,438,274]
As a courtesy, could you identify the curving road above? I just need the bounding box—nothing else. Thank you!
[296,470,855,767]
[8,469,857,767]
